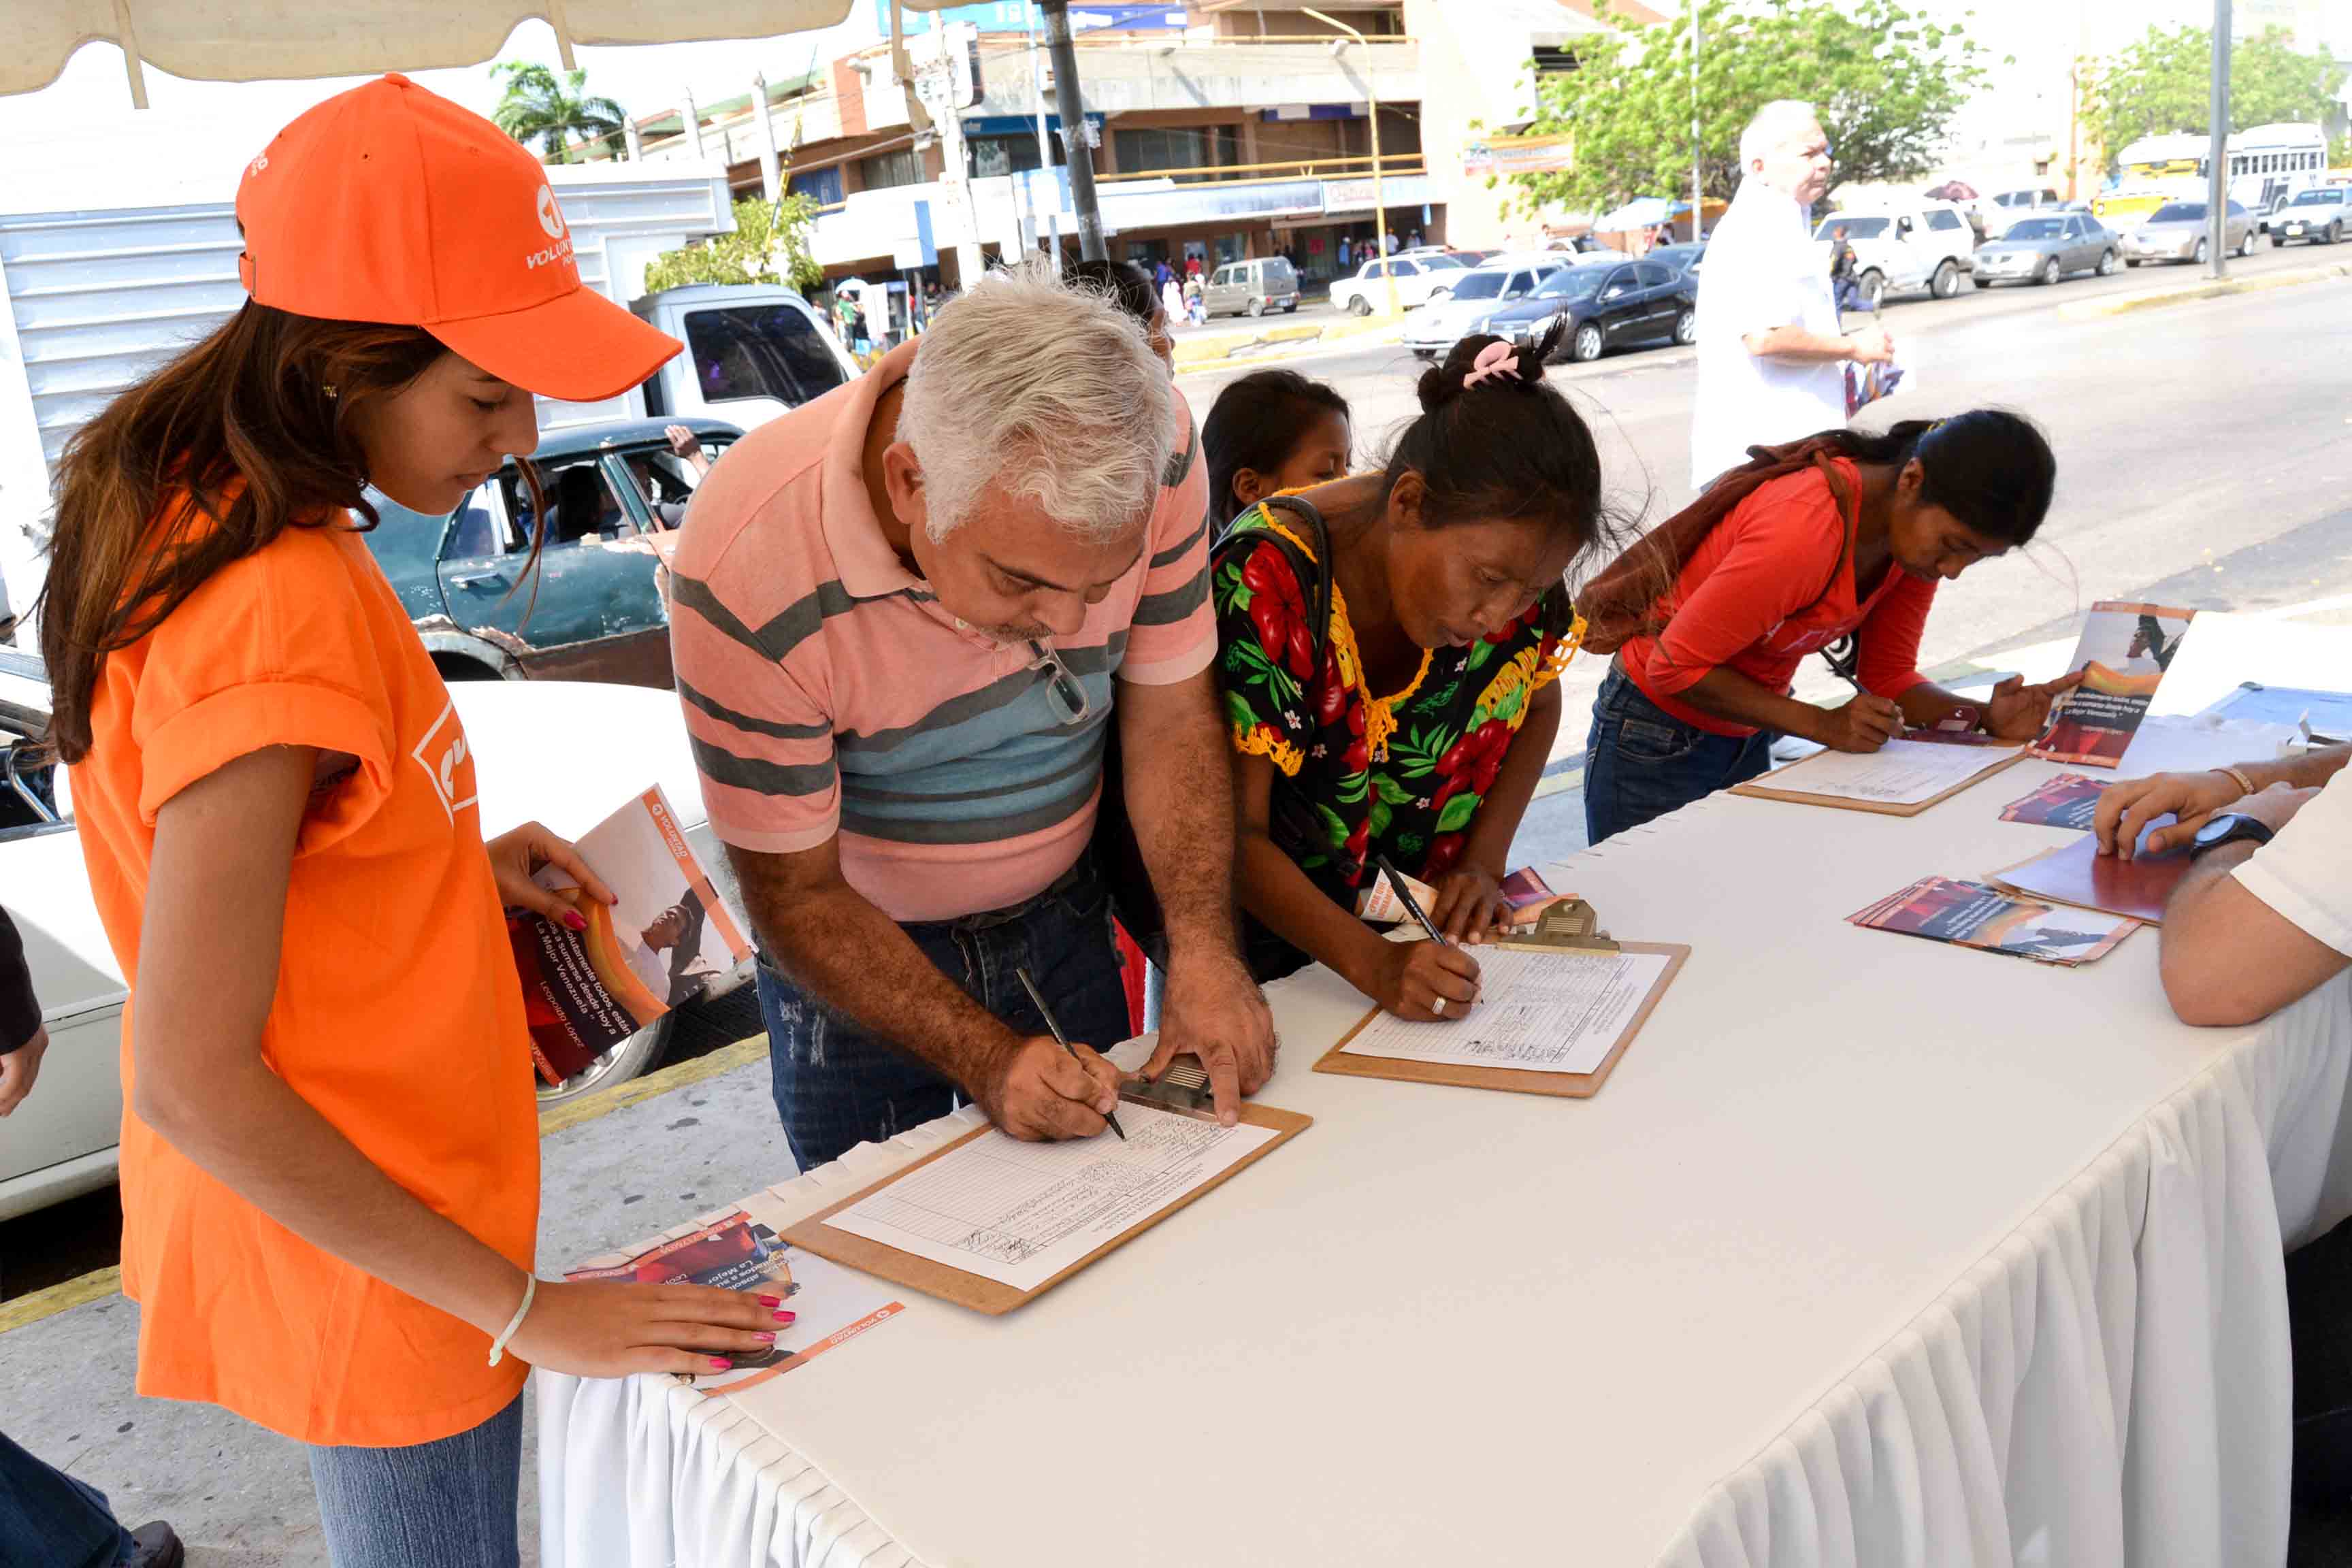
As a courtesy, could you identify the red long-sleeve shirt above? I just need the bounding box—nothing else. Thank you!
[1619,458,1933,737]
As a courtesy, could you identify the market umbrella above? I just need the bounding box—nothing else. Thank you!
[1926,180,1980,202]
[1593,197,1686,233]
[12,0,961,105]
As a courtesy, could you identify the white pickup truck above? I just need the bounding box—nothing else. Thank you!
[1813,199,1978,308]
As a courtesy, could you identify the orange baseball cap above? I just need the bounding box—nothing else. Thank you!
[237,74,680,404]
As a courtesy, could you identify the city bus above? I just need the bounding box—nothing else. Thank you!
[2093,122,2327,229]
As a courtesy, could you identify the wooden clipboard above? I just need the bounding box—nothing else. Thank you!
[1729,745,2024,817]
[1313,940,1689,1098]
[781,1099,1311,1316]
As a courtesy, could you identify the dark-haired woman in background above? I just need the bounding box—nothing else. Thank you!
[1580,410,2077,844]
[1202,368,1353,529]
[1215,329,1606,1022]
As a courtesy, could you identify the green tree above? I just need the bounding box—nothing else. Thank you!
[491,60,627,164]
[2083,25,2343,174]
[644,197,825,296]
[1512,0,1984,217]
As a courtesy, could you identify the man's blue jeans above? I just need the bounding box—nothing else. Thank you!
[0,1429,133,1568]
[757,857,1133,1172]
[306,1393,522,1568]
[1583,664,1778,845]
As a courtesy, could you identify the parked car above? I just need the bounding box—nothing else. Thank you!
[1486,257,1697,362]
[366,417,741,691]
[1327,252,1469,315]
[2271,186,2352,245]
[1400,255,1571,359]
[1648,241,1708,276]
[2120,200,2257,266]
[0,655,753,1220]
[1546,234,1616,258]
[1970,213,2119,286]
[1814,200,1977,306]
[1203,255,1301,318]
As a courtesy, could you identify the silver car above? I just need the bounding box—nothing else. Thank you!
[1972,213,2119,286]
[2121,200,2257,266]
[2272,186,2352,246]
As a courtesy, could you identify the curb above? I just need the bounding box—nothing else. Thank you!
[0,1032,775,1337]
[2056,261,2352,320]
[1171,311,1405,370]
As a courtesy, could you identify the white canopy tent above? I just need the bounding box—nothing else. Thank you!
[10,0,960,105]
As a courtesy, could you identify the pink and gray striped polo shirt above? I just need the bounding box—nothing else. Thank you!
[666,338,1214,924]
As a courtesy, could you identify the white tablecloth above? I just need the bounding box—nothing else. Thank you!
[541,747,2352,1568]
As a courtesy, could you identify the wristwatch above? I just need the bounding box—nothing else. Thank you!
[2189,813,2276,858]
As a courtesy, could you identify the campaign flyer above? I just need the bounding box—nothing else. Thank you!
[507,785,753,1085]
[1848,875,2138,966]
[566,1211,903,1394]
[1999,773,2110,830]
[2032,602,2197,767]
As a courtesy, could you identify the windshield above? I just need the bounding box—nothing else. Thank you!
[1533,267,1609,300]
[2149,203,2206,224]
[2004,218,2065,240]
[1814,216,1888,241]
[1448,272,1507,300]
[2292,189,2340,206]
[1421,254,1467,270]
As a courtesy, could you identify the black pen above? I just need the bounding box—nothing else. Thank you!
[1373,854,1454,950]
[1015,966,1126,1141]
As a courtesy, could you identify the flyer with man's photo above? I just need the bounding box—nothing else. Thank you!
[507,785,753,1085]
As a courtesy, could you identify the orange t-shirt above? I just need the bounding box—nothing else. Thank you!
[70,513,540,1448]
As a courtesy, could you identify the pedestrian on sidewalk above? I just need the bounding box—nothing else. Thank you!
[1829,224,1864,316]
[1161,272,1187,333]
[1576,412,2076,844]
[1186,273,1207,326]
[36,76,778,1568]
[1690,101,1895,489]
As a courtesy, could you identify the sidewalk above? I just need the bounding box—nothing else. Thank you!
[0,1044,798,1567]
[1169,307,1403,370]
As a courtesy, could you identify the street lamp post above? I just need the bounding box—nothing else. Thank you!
[1303,7,1396,316]
[1690,0,1703,242]
[2206,0,2232,281]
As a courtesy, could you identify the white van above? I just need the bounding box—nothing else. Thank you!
[1814,200,1976,307]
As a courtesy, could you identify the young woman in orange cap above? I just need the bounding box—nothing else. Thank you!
[40,76,779,1565]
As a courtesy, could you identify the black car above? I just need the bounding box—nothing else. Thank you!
[1484,259,1696,363]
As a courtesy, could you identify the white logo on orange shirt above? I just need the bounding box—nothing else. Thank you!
[410,700,479,821]
[535,184,568,240]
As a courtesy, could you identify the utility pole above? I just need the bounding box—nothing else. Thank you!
[2206,0,2232,280]
[1303,8,1394,314]
[1689,0,1703,240]
[1038,1,1106,261]
[752,74,782,202]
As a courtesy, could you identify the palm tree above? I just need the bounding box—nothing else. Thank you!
[491,61,627,164]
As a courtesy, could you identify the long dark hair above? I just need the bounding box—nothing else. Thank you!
[39,301,542,763]
[1383,325,1610,555]
[1202,369,1353,528]
[1814,410,2055,545]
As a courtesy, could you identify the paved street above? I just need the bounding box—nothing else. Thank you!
[1179,246,2352,865]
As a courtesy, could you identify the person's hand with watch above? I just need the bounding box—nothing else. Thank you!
[2187,781,2319,859]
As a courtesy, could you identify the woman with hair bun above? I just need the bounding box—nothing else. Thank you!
[1213,325,1612,1022]
[1577,409,2077,844]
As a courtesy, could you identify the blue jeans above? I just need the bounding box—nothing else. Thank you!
[0,1429,133,1568]
[1583,664,1778,845]
[757,857,1132,1171]
[306,1393,522,1568]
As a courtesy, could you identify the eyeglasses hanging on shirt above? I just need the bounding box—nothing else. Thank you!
[1026,640,1094,727]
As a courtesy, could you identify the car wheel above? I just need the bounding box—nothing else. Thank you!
[2097,249,2117,276]
[1284,301,1298,313]
[1571,322,1604,363]
[1245,297,1264,318]
[2240,229,2259,257]
[1348,295,1372,316]
[2332,223,2343,245]
[1931,259,1961,298]
[2039,256,2061,286]
[1859,270,1886,312]
[2193,237,2208,263]
[538,1012,676,1109]
[1672,307,1695,346]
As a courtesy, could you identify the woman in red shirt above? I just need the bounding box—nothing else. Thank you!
[1583,412,2075,843]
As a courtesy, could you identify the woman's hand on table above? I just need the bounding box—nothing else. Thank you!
[1374,940,1481,1022]
[1429,866,1509,944]
[507,1277,796,1377]
[1816,694,1904,753]
[1980,672,2082,742]
[2095,769,2248,859]
[485,821,615,926]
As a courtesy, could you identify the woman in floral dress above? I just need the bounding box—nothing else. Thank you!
[1214,327,1613,1022]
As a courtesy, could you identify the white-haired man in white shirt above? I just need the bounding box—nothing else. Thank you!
[1689,99,1895,488]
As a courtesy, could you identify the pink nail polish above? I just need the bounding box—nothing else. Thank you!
[773,1310,797,1324]
[561,911,587,932]
[753,1330,777,1343]
[708,1357,732,1370]
[756,1294,783,1307]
